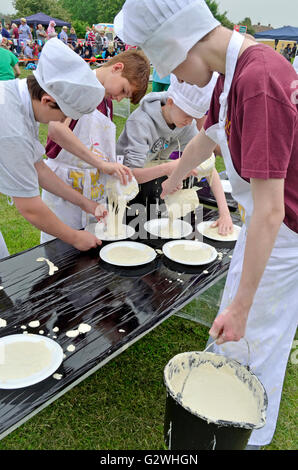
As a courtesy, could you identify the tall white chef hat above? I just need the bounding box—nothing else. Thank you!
[167,72,219,118]
[33,38,104,119]
[114,0,220,78]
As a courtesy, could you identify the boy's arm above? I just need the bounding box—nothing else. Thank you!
[207,169,233,235]
[47,121,132,184]
[47,120,109,169]
[13,195,102,251]
[132,160,198,184]
[13,64,20,77]
[132,163,169,184]
[161,128,217,198]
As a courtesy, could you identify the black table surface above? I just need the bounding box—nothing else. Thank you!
[0,207,241,439]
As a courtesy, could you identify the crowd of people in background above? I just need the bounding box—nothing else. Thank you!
[280,42,297,61]
[1,16,297,79]
[0,17,127,76]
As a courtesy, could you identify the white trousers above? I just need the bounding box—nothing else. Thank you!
[212,223,298,446]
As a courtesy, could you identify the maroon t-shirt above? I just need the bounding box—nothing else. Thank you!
[13,27,19,39]
[205,44,298,233]
[45,98,113,159]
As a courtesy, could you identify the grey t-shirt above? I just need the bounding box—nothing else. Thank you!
[116,91,198,168]
[0,79,44,198]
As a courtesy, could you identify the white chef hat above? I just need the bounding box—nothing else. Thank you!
[33,38,104,119]
[114,0,220,78]
[167,72,219,118]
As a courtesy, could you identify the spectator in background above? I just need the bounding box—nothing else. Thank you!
[11,22,20,53]
[0,37,9,49]
[95,27,103,55]
[152,68,170,92]
[5,23,13,36]
[0,22,10,39]
[99,29,109,52]
[68,27,77,50]
[86,25,96,55]
[0,38,20,80]
[60,26,68,45]
[47,32,58,40]
[11,23,19,39]
[23,41,34,61]
[36,24,46,45]
[114,35,125,52]
[85,26,90,42]
[84,47,91,61]
[0,37,15,54]
[19,18,32,46]
[74,41,84,57]
[32,41,39,59]
[47,20,56,38]
[283,43,292,61]
[103,42,117,59]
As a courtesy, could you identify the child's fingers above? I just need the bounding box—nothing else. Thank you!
[115,169,125,185]
[95,205,108,221]
[124,166,133,181]
[120,169,127,185]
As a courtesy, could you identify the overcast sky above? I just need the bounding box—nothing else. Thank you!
[0,0,15,15]
[1,0,298,28]
[217,0,298,28]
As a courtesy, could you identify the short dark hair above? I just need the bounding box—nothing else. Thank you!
[26,75,61,109]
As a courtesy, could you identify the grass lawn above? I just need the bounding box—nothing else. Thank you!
[0,67,296,450]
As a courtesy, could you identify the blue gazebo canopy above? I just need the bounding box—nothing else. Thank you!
[13,12,71,28]
[255,25,298,41]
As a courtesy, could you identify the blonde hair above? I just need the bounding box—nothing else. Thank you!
[102,49,150,104]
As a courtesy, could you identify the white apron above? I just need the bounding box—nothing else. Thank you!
[0,231,9,259]
[41,106,116,243]
[205,31,298,446]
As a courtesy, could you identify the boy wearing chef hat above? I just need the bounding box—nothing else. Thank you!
[0,38,108,254]
[40,49,150,243]
[115,0,298,449]
[117,72,233,235]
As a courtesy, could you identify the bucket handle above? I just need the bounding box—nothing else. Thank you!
[204,337,251,370]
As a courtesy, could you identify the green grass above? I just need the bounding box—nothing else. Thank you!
[0,68,296,450]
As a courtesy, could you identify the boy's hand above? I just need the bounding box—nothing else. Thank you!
[161,177,183,199]
[211,213,234,236]
[209,300,249,345]
[82,200,108,223]
[95,203,108,223]
[100,162,133,185]
[72,230,102,251]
